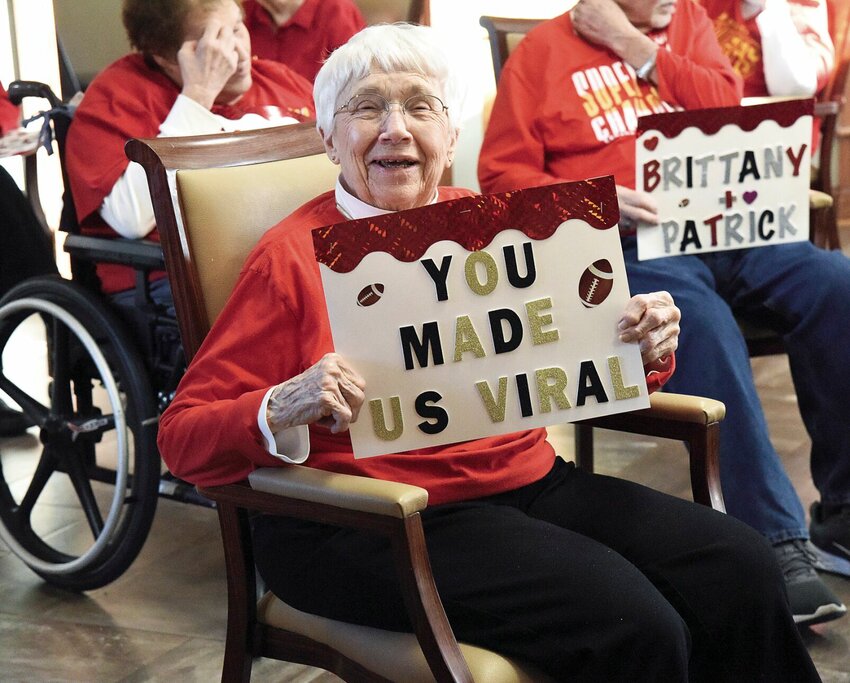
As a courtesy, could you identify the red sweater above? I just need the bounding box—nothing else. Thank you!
[243,0,365,82]
[0,83,19,135]
[701,0,833,97]
[158,189,674,503]
[65,54,314,293]
[478,2,742,194]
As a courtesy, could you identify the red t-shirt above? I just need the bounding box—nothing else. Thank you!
[243,0,365,82]
[158,188,674,499]
[701,0,834,97]
[478,2,742,194]
[65,54,315,293]
[0,83,20,135]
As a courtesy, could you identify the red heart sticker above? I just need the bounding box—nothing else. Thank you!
[643,136,659,151]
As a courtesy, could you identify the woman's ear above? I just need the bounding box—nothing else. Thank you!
[445,127,460,168]
[319,126,341,165]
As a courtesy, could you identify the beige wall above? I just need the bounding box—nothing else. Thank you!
[52,0,129,87]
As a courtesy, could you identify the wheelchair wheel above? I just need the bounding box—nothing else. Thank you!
[0,276,160,590]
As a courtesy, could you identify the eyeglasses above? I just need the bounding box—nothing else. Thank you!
[333,93,448,123]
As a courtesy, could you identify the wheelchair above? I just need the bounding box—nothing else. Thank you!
[0,80,200,591]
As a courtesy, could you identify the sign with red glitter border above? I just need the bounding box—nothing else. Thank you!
[636,99,812,260]
[313,177,649,458]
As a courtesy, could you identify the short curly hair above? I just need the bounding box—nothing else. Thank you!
[122,0,240,58]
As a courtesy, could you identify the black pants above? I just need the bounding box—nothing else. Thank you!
[0,166,57,298]
[253,458,820,682]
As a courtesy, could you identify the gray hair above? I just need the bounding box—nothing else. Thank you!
[313,23,463,134]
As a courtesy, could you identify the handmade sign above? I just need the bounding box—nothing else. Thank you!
[312,177,650,458]
[635,99,812,260]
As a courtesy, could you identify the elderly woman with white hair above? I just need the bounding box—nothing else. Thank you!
[158,23,819,681]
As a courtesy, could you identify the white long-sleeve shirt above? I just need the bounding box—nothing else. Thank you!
[101,94,298,239]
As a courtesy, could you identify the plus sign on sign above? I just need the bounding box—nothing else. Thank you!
[634,99,812,260]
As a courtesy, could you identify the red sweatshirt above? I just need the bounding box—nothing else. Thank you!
[243,0,365,82]
[66,54,314,293]
[478,1,742,194]
[0,83,20,135]
[158,189,674,502]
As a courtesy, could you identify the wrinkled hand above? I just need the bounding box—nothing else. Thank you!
[617,291,680,366]
[267,353,366,434]
[571,0,641,51]
[177,19,243,109]
[617,184,659,227]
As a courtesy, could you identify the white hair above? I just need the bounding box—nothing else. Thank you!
[313,23,464,134]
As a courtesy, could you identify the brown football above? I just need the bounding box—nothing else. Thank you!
[356,283,385,307]
[578,260,614,308]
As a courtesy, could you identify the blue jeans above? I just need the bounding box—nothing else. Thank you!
[623,237,850,543]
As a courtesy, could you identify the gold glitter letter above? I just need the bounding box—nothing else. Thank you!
[465,251,499,295]
[369,397,404,441]
[608,356,640,400]
[475,377,508,423]
[535,367,571,413]
[526,297,560,345]
[454,315,486,362]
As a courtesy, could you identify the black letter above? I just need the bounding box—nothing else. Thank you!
[576,361,609,406]
[489,308,524,354]
[515,373,534,417]
[400,322,444,370]
[679,220,702,252]
[503,242,537,288]
[738,150,761,182]
[416,391,449,434]
[420,255,453,301]
[757,209,775,241]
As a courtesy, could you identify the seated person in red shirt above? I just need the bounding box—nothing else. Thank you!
[0,82,58,436]
[242,0,366,82]
[65,0,315,316]
[478,0,849,626]
[157,23,820,681]
[701,0,834,98]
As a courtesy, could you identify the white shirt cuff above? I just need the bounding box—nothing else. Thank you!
[258,386,310,463]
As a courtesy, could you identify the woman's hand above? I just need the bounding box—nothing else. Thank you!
[617,291,680,366]
[266,353,366,434]
[616,184,659,228]
[177,18,240,109]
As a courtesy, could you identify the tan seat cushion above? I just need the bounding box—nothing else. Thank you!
[258,592,554,683]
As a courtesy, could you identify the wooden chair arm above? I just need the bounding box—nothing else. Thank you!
[248,465,429,518]
[580,392,724,432]
[576,392,726,512]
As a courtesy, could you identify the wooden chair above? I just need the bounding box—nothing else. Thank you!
[126,122,725,683]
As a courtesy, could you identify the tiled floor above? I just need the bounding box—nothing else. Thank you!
[1,231,849,682]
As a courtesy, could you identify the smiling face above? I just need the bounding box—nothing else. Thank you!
[617,0,677,32]
[320,70,459,212]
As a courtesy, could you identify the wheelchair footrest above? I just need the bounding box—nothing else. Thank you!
[159,473,217,508]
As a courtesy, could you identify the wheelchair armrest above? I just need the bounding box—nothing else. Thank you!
[63,234,166,270]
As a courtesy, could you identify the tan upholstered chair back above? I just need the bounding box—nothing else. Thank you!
[175,154,338,328]
[125,122,337,360]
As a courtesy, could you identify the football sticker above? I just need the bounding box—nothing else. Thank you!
[578,259,613,308]
[357,283,385,307]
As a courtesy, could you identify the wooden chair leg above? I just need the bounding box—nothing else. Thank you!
[686,423,726,512]
[575,423,595,472]
[217,502,256,683]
